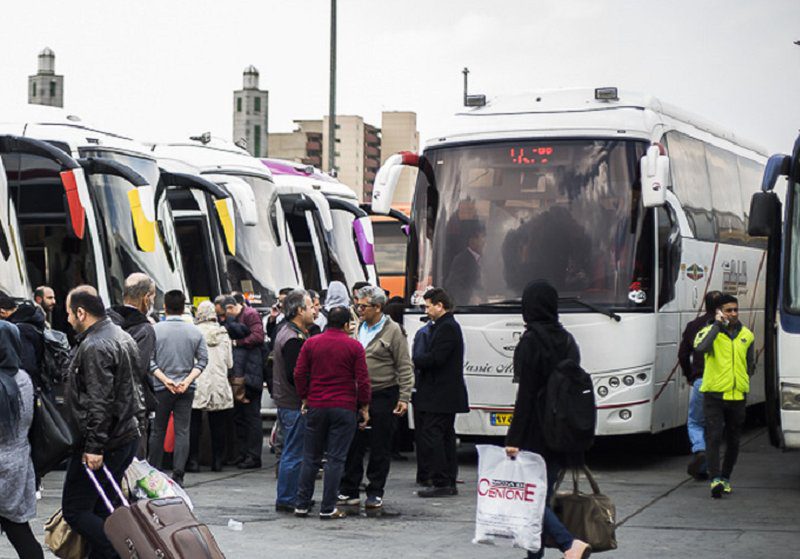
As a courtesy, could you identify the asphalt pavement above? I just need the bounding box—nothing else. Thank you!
[2,426,798,558]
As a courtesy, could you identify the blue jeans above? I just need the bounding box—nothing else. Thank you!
[528,457,574,559]
[276,408,306,506]
[295,407,357,514]
[688,378,706,453]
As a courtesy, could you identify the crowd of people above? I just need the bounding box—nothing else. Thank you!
[0,276,472,557]
[0,270,755,558]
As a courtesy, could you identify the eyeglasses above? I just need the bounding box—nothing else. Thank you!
[355,304,376,311]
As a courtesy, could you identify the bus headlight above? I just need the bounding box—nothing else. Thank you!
[781,383,800,411]
[608,377,620,388]
[619,409,632,420]
[623,375,635,386]
[597,386,609,398]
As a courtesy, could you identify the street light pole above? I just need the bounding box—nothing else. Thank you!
[328,0,337,175]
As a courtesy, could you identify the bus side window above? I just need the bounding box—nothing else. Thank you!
[658,204,681,308]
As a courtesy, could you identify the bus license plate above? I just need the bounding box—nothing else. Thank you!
[490,412,513,426]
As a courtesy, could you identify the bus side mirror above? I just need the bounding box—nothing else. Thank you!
[748,191,780,237]
[373,151,419,214]
[640,145,669,208]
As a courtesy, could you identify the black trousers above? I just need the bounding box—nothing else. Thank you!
[234,387,263,462]
[62,438,138,559]
[340,385,398,498]
[0,516,44,559]
[416,410,457,488]
[189,409,230,465]
[704,396,746,480]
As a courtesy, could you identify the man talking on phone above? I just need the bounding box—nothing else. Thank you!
[693,293,754,499]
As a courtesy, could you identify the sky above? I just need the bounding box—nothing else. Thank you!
[1,0,799,154]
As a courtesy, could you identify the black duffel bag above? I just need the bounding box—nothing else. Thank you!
[30,389,74,477]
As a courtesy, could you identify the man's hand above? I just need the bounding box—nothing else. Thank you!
[301,400,308,414]
[358,406,370,430]
[163,378,178,394]
[505,446,520,459]
[393,401,408,416]
[176,380,191,394]
[83,452,104,470]
[715,309,728,326]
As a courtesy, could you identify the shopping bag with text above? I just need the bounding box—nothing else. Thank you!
[473,444,547,552]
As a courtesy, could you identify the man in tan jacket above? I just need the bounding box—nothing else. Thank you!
[338,285,414,511]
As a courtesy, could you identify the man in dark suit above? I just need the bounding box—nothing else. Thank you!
[444,224,485,307]
[412,288,469,497]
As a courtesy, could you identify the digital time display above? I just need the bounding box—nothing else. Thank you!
[509,146,554,165]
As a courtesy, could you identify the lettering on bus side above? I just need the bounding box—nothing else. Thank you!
[464,361,513,375]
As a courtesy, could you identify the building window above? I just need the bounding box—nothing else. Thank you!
[32,82,36,97]
[50,80,56,97]
[254,125,261,156]
[254,97,261,113]
[237,98,242,112]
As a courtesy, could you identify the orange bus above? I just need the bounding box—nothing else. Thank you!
[368,204,410,298]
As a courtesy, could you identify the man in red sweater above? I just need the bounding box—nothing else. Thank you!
[293,306,371,519]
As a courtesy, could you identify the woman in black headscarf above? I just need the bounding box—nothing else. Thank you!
[0,320,44,559]
[505,280,590,559]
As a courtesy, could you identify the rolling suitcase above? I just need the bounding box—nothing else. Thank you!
[85,464,226,559]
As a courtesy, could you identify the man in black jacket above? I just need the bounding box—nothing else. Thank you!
[678,290,722,480]
[62,286,144,558]
[412,288,469,498]
[107,273,157,457]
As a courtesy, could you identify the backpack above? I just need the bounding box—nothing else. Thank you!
[532,329,596,454]
[41,328,72,388]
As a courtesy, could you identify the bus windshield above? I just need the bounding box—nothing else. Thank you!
[206,173,298,306]
[81,149,185,307]
[412,139,652,309]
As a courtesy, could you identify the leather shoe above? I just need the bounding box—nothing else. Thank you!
[418,486,457,498]
[237,458,262,470]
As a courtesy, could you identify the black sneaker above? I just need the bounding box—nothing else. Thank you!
[710,478,724,499]
[418,486,458,498]
[275,503,295,513]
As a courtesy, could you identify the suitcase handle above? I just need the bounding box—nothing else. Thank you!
[84,464,130,514]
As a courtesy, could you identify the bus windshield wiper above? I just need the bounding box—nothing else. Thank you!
[559,297,621,322]
[475,298,522,308]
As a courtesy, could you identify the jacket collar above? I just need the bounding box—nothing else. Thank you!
[76,316,112,343]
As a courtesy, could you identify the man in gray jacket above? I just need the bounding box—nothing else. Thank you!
[338,285,414,511]
[148,290,207,486]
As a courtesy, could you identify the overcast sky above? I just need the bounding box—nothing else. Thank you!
[2,0,799,154]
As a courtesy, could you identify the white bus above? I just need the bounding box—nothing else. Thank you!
[373,87,768,438]
[149,138,300,311]
[748,132,800,449]
[261,158,378,291]
[0,108,187,324]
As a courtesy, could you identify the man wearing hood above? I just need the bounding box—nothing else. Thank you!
[412,287,469,498]
[505,280,591,559]
[316,281,352,332]
[0,294,46,389]
[107,273,157,457]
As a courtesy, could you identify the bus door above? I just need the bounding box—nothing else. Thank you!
[0,156,29,298]
[280,193,335,291]
[160,171,233,307]
[0,135,99,331]
[326,198,379,287]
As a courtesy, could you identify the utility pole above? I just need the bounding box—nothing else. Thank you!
[462,67,469,106]
[328,0,337,175]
